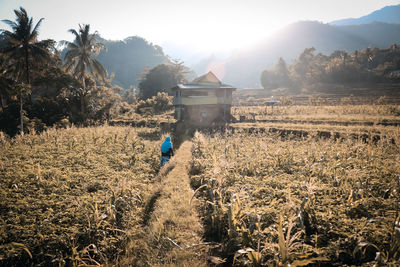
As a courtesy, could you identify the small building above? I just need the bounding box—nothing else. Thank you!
[171,72,236,125]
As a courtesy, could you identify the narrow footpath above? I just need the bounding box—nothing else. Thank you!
[145,141,209,266]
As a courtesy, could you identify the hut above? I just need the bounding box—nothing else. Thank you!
[171,72,236,125]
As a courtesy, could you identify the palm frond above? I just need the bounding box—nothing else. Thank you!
[89,59,107,81]
[1,20,17,30]
[80,24,90,45]
[64,48,80,62]
[0,7,54,83]
[63,58,77,73]
[68,29,83,48]
[32,18,44,37]
[1,32,22,46]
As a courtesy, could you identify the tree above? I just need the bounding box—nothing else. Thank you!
[292,47,316,84]
[261,58,291,90]
[62,24,107,115]
[138,61,187,99]
[260,69,277,89]
[274,57,290,87]
[1,7,55,134]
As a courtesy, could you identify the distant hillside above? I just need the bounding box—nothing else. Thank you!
[191,54,220,76]
[162,41,210,68]
[331,4,400,25]
[215,21,400,88]
[96,36,170,89]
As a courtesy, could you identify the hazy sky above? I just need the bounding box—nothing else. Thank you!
[1,0,400,52]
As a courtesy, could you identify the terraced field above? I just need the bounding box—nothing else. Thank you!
[231,105,400,142]
[232,105,400,124]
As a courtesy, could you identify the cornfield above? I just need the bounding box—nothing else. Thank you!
[0,126,160,266]
[189,129,400,265]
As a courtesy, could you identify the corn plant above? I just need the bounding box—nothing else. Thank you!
[189,129,399,266]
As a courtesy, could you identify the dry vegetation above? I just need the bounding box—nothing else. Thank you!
[0,126,161,266]
[137,141,208,267]
[1,102,400,266]
[232,104,400,124]
[189,129,400,266]
[231,104,400,142]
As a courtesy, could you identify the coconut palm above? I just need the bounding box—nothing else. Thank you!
[62,24,107,114]
[1,7,55,84]
[1,7,55,133]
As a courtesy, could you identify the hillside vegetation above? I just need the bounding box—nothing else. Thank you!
[96,36,170,88]
[217,21,400,88]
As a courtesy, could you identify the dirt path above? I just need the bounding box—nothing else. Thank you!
[144,141,209,266]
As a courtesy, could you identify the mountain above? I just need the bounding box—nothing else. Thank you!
[331,4,400,25]
[162,41,233,77]
[96,36,170,89]
[209,21,400,88]
[162,41,211,68]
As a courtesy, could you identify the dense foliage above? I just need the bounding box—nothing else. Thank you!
[138,61,187,99]
[0,8,141,136]
[261,45,400,91]
[136,92,173,116]
[1,7,56,134]
[221,21,400,88]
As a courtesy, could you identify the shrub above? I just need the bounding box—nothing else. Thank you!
[136,92,173,115]
[26,117,47,133]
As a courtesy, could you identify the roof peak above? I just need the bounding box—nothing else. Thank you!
[192,71,222,85]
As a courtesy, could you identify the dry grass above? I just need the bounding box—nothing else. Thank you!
[232,104,400,124]
[119,141,209,266]
[233,121,399,136]
[0,126,211,266]
[2,102,399,266]
[189,130,400,265]
[0,126,160,266]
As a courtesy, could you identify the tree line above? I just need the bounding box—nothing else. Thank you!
[0,7,187,136]
[261,45,400,91]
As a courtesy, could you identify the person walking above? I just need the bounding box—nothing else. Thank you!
[161,136,174,166]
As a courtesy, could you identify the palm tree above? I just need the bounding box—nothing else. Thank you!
[1,7,55,84]
[1,7,55,133]
[62,24,107,114]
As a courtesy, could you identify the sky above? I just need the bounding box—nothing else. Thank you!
[1,0,400,54]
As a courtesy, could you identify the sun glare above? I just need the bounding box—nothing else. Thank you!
[168,18,285,54]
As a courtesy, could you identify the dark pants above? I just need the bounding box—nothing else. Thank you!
[161,155,170,166]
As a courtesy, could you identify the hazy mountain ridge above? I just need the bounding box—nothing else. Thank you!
[331,4,400,25]
[5,5,398,90]
[217,21,400,88]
